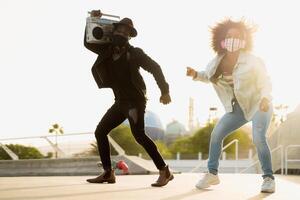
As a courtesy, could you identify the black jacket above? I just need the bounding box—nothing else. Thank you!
[84,31,169,98]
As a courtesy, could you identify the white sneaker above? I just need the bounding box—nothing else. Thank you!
[261,177,275,193]
[195,172,220,189]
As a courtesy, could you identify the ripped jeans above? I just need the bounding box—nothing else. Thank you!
[208,101,274,179]
[94,101,166,170]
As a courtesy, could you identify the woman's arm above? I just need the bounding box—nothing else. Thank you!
[186,67,210,83]
[255,57,272,102]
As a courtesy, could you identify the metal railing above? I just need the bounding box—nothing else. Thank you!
[0,142,19,160]
[285,144,300,175]
[0,132,126,159]
[0,132,93,159]
[240,145,284,175]
[190,139,239,173]
[223,139,239,173]
[2,132,300,176]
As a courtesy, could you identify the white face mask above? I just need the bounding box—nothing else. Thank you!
[221,38,246,52]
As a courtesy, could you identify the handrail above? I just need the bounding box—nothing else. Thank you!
[108,135,125,155]
[41,136,66,157]
[222,139,239,173]
[190,139,239,173]
[285,144,300,175]
[0,131,126,157]
[0,142,19,160]
[0,132,94,141]
[240,145,283,175]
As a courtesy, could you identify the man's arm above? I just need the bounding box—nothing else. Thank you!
[134,48,169,95]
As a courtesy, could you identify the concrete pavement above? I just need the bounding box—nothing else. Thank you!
[1,173,300,200]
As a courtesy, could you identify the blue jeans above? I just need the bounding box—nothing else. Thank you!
[208,101,274,179]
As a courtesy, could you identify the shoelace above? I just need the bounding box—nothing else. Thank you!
[263,177,273,185]
[202,173,211,180]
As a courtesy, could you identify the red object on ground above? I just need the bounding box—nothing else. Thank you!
[116,160,129,175]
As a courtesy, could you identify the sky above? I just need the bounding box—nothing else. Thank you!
[1,0,300,139]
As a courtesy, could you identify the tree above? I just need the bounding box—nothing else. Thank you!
[169,123,214,159]
[169,122,253,159]
[0,144,46,160]
[80,125,172,159]
[154,140,172,159]
[75,141,118,157]
[109,125,146,155]
[222,128,254,158]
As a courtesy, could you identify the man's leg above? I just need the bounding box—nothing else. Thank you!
[94,103,126,170]
[126,103,166,169]
[87,103,126,183]
[126,103,173,187]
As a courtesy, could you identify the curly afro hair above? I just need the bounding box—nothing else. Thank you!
[210,18,257,55]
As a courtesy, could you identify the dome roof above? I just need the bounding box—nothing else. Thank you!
[123,110,164,130]
[166,120,186,135]
[144,110,164,130]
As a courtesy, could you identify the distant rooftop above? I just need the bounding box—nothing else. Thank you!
[123,110,164,130]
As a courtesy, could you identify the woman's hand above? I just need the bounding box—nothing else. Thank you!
[186,67,197,78]
[259,98,270,112]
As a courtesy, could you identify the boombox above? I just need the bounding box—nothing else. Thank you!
[85,11,120,44]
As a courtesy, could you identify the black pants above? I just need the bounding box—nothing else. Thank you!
[94,101,166,170]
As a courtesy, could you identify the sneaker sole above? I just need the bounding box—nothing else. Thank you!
[211,180,220,185]
[261,189,275,193]
[87,180,116,184]
[195,179,220,189]
[151,174,174,187]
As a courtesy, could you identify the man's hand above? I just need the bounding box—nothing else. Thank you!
[160,94,171,105]
[90,10,102,17]
[186,67,197,78]
[259,97,270,112]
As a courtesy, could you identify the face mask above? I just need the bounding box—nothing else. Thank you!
[112,34,128,47]
[221,38,246,52]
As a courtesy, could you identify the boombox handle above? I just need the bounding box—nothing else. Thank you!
[88,11,120,20]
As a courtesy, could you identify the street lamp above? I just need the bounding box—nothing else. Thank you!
[208,107,218,124]
[49,123,64,158]
[275,104,289,123]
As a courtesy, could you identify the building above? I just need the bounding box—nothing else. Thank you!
[123,110,165,141]
[165,120,186,144]
[255,104,300,174]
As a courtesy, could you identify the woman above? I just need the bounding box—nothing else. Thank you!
[186,19,275,193]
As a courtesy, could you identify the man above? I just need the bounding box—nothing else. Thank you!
[84,10,173,187]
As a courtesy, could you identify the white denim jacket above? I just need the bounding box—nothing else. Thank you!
[193,51,272,120]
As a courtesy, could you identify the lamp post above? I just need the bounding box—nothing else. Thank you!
[49,123,64,158]
[208,107,218,124]
[275,104,289,123]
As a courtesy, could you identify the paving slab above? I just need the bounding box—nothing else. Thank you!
[0,173,300,200]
